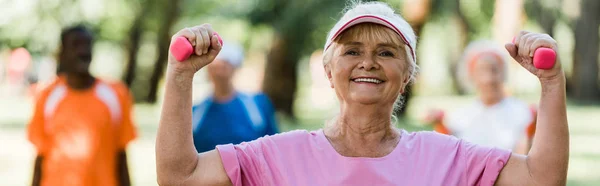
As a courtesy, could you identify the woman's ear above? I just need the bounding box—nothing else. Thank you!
[399,74,411,93]
[324,64,334,88]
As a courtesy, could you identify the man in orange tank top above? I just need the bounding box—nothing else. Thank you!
[28,25,137,186]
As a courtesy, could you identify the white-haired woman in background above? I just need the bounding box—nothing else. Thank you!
[156,2,568,185]
[425,41,537,154]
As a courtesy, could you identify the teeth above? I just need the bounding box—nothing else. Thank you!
[353,78,382,84]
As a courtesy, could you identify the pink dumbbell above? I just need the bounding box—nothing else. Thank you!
[532,48,556,69]
[170,33,223,62]
[512,37,556,69]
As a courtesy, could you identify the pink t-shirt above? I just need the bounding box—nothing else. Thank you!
[216,129,510,186]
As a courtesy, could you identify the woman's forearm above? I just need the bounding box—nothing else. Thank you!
[155,67,198,184]
[527,73,569,184]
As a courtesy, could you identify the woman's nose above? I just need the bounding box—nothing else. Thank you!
[359,56,380,71]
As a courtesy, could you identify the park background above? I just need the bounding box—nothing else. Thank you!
[0,0,599,185]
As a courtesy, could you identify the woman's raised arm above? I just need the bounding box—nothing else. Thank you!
[155,24,232,186]
[497,31,569,186]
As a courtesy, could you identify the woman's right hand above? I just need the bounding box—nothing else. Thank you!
[168,24,222,76]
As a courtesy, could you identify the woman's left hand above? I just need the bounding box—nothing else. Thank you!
[505,31,564,83]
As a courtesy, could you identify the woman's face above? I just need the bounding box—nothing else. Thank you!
[325,24,410,107]
[471,55,504,96]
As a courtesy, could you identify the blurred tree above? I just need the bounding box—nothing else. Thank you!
[524,0,563,37]
[571,0,600,101]
[450,0,479,95]
[123,0,152,87]
[146,0,182,103]
[246,0,360,118]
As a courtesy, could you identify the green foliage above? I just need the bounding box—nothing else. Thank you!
[0,0,139,55]
[242,0,383,56]
[524,0,565,31]
[458,0,495,39]
[524,0,563,21]
[429,0,457,19]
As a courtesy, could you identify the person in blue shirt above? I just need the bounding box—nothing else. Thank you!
[192,41,279,153]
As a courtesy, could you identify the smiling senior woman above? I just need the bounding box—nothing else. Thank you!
[156,2,568,186]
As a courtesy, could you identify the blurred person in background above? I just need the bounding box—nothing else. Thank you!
[191,40,278,153]
[424,40,536,154]
[27,25,136,186]
[6,47,31,96]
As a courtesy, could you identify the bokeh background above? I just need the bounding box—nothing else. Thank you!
[1,0,599,185]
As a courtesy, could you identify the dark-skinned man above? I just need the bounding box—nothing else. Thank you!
[28,25,136,186]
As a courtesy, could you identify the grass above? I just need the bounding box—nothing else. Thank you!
[1,95,598,185]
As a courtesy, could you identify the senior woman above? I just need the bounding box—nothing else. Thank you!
[156,2,568,186]
[425,41,537,154]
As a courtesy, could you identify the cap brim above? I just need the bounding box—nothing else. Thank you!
[325,15,415,62]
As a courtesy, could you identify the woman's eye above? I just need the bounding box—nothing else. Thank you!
[345,50,359,56]
[379,51,394,57]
